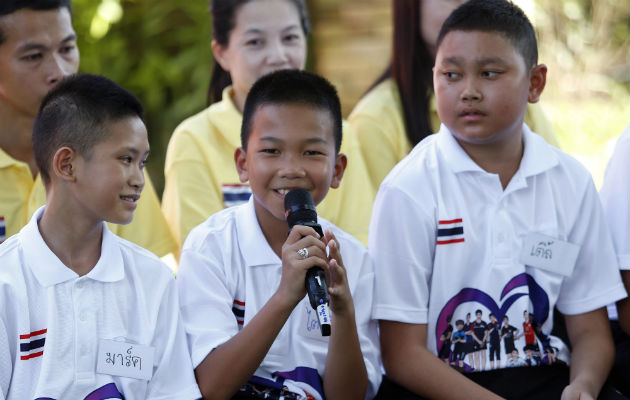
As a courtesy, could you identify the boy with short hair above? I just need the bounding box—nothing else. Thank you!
[370,0,627,398]
[177,69,381,400]
[0,0,175,256]
[0,74,200,399]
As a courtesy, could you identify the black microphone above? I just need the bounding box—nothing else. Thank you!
[284,188,331,336]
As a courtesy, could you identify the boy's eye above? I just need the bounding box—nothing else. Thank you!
[60,45,76,54]
[140,158,148,168]
[21,53,43,62]
[260,148,279,154]
[245,38,263,46]
[120,156,132,163]
[304,150,324,156]
[482,71,501,78]
[444,71,460,80]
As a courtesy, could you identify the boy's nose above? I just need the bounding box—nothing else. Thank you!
[130,167,145,191]
[460,80,482,102]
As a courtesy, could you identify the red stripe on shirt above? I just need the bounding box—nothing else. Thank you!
[233,300,245,306]
[19,329,47,339]
[20,351,44,360]
[438,219,463,225]
[436,238,465,245]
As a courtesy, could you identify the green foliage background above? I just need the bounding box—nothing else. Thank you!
[73,0,212,193]
[72,0,629,194]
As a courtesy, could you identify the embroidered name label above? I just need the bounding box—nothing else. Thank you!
[519,232,579,277]
[97,339,154,380]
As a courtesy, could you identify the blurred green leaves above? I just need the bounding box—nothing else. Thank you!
[72,0,212,193]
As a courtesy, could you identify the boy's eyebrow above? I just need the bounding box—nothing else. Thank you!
[123,147,150,157]
[17,33,77,53]
[440,56,509,67]
[259,137,328,145]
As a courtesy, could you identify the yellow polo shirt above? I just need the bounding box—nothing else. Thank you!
[0,147,176,257]
[163,86,374,251]
[348,78,558,193]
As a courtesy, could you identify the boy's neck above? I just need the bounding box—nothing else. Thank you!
[38,191,104,277]
[455,130,524,190]
[253,202,290,258]
[0,106,38,177]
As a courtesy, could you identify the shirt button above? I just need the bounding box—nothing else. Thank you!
[498,233,505,243]
[80,345,88,355]
[76,281,85,289]
[79,311,88,322]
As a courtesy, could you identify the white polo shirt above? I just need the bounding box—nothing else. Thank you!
[370,124,627,372]
[0,207,201,400]
[177,198,381,400]
[599,125,630,320]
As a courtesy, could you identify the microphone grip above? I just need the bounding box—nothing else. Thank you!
[306,268,331,336]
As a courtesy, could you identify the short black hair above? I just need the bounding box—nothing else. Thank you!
[241,69,342,153]
[436,0,538,69]
[0,0,72,45]
[475,309,482,315]
[455,319,464,326]
[33,73,144,184]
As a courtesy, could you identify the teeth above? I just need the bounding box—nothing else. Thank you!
[277,189,290,195]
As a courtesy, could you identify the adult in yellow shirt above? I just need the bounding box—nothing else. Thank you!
[348,0,558,194]
[0,1,175,257]
[163,0,373,252]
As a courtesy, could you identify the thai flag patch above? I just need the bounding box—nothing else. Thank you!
[0,216,5,243]
[436,218,465,245]
[20,328,47,360]
[222,184,252,208]
[232,299,245,327]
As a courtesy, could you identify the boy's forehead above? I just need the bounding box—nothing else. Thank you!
[97,116,149,150]
[250,102,335,140]
[437,29,517,60]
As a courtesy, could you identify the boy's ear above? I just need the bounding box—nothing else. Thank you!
[51,146,77,182]
[329,153,347,189]
[527,64,547,103]
[211,39,231,72]
[234,147,249,183]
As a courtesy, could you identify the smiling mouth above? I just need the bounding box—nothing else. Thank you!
[120,194,140,202]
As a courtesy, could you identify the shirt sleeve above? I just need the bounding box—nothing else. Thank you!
[349,249,382,399]
[599,128,630,270]
[108,169,177,257]
[370,184,436,324]
[146,276,202,400]
[556,177,628,315]
[0,317,11,399]
[177,237,240,369]
[162,129,225,252]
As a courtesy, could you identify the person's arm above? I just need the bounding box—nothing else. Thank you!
[617,271,630,334]
[322,230,368,400]
[380,320,503,400]
[194,226,328,400]
[561,308,614,400]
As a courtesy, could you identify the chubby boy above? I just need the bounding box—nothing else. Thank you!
[177,69,381,400]
[370,0,626,399]
[0,74,200,399]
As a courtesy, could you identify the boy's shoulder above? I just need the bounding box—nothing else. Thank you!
[182,202,244,253]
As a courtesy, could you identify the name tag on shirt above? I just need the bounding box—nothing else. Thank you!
[97,339,155,380]
[519,232,579,277]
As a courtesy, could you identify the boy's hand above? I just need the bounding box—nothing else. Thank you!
[323,229,355,317]
[279,225,328,307]
[560,383,595,400]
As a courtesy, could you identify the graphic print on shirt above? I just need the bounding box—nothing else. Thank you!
[222,184,252,208]
[436,218,464,245]
[0,216,5,243]
[434,273,562,372]
[19,328,46,360]
[34,382,124,400]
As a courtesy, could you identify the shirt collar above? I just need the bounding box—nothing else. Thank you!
[207,85,243,149]
[22,206,125,287]
[0,146,22,169]
[235,197,282,267]
[437,123,559,178]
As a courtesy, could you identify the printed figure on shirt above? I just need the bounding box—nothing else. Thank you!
[0,0,176,256]
[487,313,501,369]
[451,320,468,370]
[176,70,381,400]
[0,74,200,399]
[162,0,373,253]
[438,314,454,364]
[370,0,627,399]
[500,315,519,359]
